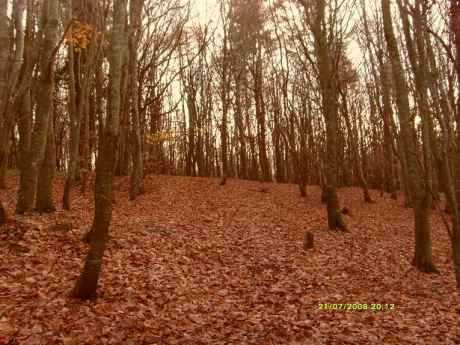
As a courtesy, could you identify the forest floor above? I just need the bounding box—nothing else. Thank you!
[1,174,459,345]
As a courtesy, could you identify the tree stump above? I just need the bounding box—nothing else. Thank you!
[82,227,94,243]
[80,169,89,195]
[341,207,352,216]
[47,222,72,233]
[303,231,314,250]
[0,201,6,225]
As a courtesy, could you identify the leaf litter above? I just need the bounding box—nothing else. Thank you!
[0,175,459,344]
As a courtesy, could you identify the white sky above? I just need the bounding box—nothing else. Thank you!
[192,0,219,24]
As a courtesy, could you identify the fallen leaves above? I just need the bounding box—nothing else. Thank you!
[0,175,460,344]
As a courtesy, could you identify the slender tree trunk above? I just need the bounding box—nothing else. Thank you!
[379,60,397,198]
[0,124,10,188]
[72,0,126,300]
[0,0,10,189]
[254,46,271,183]
[234,77,247,179]
[129,0,144,199]
[219,41,229,185]
[440,0,460,287]
[63,17,80,210]
[450,1,460,207]
[311,0,346,231]
[220,101,228,186]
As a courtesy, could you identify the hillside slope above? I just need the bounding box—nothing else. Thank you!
[1,175,459,344]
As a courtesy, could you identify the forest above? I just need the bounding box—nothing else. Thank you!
[1,0,460,344]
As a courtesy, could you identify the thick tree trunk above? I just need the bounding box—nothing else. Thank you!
[36,113,56,212]
[382,0,437,273]
[16,0,59,214]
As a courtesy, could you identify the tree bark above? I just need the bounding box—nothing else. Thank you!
[310,0,346,231]
[72,0,126,300]
[254,44,271,183]
[16,0,59,214]
[36,111,56,212]
[382,0,437,273]
[219,18,230,186]
[128,0,144,199]
[63,6,81,210]
[0,0,10,189]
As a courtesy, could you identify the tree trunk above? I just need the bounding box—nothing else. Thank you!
[219,28,229,186]
[382,0,437,273]
[72,0,126,300]
[63,16,80,210]
[311,0,346,231]
[379,60,397,198]
[254,45,271,183]
[233,76,248,179]
[0,0,10,189]
[36,112,56,212]
[16,0,59,214]
[128,0,144,200]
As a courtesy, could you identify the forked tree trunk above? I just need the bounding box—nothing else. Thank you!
[72,0,126,300]
[16,0,59,214]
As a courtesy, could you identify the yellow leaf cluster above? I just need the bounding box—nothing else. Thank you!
[146,131,175,144]
[65,20,93,52]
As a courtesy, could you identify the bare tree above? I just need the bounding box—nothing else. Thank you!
[16,0,59,214]
[381,0,437,273]
[129,0,145,199]
[72,0,127,299]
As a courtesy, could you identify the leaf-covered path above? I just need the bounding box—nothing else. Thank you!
[1,175,459,344]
